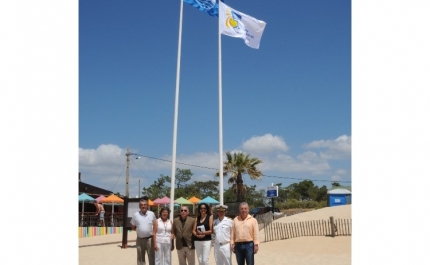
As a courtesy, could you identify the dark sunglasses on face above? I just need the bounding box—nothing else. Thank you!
[180,209,188,212]
[199,208,206,210]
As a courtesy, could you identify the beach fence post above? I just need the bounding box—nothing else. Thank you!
[329,216,336,237]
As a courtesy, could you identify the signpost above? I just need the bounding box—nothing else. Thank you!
[266,186,278,198]
[266,185,278,219]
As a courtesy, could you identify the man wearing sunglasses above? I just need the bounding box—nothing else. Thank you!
[172,206,196,265]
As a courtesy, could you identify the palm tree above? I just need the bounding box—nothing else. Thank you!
[219,151,263,202]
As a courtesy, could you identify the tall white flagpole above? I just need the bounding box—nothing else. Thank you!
[170,0,184,220]
[218,1,224,205]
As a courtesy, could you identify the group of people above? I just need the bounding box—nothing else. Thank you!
[130,198,259,265]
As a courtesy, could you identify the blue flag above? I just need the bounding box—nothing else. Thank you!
[183,0,224,17]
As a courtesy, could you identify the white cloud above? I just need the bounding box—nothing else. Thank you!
[174,152,219,172]
[327,169,350,183]
[330,175,342,181]
[335,169,348,175]
[242,134,288,154]
[79,135,351,192]
[260,153,331,175]
[303,135,351,159]
[79,144,124,167]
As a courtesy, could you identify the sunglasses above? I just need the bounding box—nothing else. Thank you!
[180,209,188,212]
[199,208,207,210]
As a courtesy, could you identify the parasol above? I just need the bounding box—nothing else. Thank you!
[188,196,201,214]
[78,193,95,226]
[100,194,124,226]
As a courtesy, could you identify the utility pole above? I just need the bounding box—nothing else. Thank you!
[126,147,141,198]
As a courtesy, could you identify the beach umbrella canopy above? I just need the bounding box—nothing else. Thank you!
[198,196,219,205]
[148,199,155,206]
[175,197,193,205]
[100,194,124,204]
[157,196,171,205]
[100,194,124,225]
[188,196,201,214]
[95,195,106,203]
[153,198,162,205]
[188,196,201,204]
[152,196,171,213]
[79,192,96,202]
[79,193,95,226]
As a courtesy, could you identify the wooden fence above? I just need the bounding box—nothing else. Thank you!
[264,217,352,242]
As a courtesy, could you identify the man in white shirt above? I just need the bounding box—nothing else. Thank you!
[131,198,157,265]
[213,205,233,265]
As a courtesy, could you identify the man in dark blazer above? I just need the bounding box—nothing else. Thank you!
[172,206,196,265]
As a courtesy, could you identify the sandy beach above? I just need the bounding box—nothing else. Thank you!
[79,205,351,265]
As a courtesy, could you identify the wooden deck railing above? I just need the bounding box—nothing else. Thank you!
[78,212,124,227]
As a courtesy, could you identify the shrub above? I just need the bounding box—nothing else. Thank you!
[278,199,327,210]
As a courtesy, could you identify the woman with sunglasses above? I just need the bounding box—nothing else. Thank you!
[153,207,174,265]
[192,202,213,265]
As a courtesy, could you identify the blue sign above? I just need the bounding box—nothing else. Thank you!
[266,186,278,198]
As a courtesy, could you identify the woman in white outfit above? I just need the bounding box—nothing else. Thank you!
[153,207,174,265]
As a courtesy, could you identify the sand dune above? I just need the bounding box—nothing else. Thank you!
[277,205,351,223]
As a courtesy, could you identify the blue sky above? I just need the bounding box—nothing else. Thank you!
[79,0,351,197]
[3,1,430,263]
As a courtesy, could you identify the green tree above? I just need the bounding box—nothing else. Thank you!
[142,175,170,198]
[314,185,328,202]
[296,180,316,200]
[331,182,341,187]
[284,181,328,202]
[161,168,194,198]
[164,168,193,189]
[223,185,266,208]
[223,188,237,203]
[273,183,288,204]
[243,185,266,207]
[219,151,263,202]
[186,180,219,199]
[285,183,301,201]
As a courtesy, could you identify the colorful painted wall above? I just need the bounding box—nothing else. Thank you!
[78,227,130,238]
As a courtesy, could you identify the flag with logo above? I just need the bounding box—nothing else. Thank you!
[183,0,224,17]
[219,2,266,49]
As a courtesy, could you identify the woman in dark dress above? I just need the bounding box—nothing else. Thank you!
[192,203,213,265]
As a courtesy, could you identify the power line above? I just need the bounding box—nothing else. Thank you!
[262,174,351,183]
[135,154,218,171]
[133,154,351,184]
[109,162,126,192]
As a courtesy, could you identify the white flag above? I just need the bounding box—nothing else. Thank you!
[219,2,266,49]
